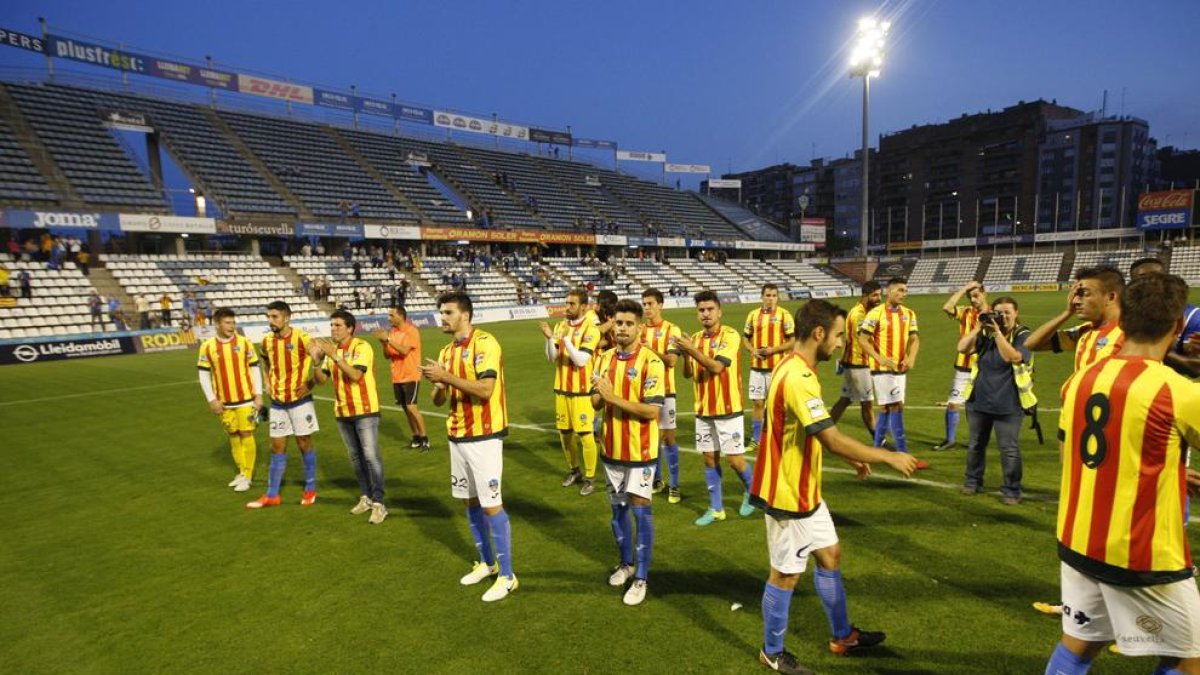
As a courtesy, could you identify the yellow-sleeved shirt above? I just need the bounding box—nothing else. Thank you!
[688,324,743,419]
[952,306,979,371]
[750,353,835,517]
[438,329,508,441]
[859,303,919,372]
[321,337,380,418]
[640,319,681,397]
[594,345,665,466]
[197,334,259,406]
[1057,355,1200,586]
[552,316,601,396]
[841,301,872,368]
[261,327,314,406]
[744,306,796,372]
[1061,320,1124,372]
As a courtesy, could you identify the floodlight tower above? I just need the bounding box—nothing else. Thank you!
[850,17,889,256]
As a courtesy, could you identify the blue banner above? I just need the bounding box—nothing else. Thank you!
[397,104,433,125]
[147,57,238,90]
[626,236,657,247]
[359,97,394,118]
[1,209,121,230]
[48,35,152,73]
[295,222,364,238]
[315,89,356,112]
[573,138,617,150]
[976,234,1035,246]
[0,27,46,53]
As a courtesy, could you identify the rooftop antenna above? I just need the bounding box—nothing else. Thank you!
[1101,89,1108,118]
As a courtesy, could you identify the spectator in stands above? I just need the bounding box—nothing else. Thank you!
[134,293,150,330]
[374,284,386,309]
[301,275,312,299]
[198,296,212,326]
[160,293,173,327]
[350,201,361,221]
[22,239,37,261]
[76,247,90,275]
[342,246,353,263]
[19,270,32,299]
[315,242,326,256]
[5,239,17,258]
[301,242,312,257]
[353,260,363,281]
[0,264,8,297]
[395,279,409,307]
[353,289,363,310]
[338,200,350,223]
[88,292,103,330]
[183,293,197,324]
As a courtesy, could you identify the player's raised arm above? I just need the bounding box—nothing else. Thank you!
[1025,282,1080,352]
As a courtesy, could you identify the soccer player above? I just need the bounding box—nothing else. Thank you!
[196,307,262,493]
[247,301,319,509]
[313,310,387,525]
[743,284,796,449]
[857,278,926,469]
[829,282,881,435]
[1025,266,1125,371]
[539,287,601,495]
[421,291,517,603]
[934,281,988,450]
[753,299,917,675]
[1045,272,1200,674]
[676,290,754,526]
[1129,257,1200,378]
[373,305,429,449]
[640,288,683,503]
[592,299,665,606]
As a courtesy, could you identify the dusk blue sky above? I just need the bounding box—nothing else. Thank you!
[3,0,1198,187]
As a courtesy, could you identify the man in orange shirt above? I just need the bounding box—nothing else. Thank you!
[374,305,428,450]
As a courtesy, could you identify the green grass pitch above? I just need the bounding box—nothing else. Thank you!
[2,289,1197,674]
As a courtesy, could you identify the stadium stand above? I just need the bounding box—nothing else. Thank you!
[417,256,524,308]
[103,254,321,320]
[284,255,434,312]
[694,193,793,243]
[1170,245,1200,283]
[908,256,982,285]
[5,83,167,209]
[532,157,643,232]
[543,256,642,296]
[0,115,57,203]
[1069,249,1144,278]
[336,129,468,224]
[669,257,743,293]
[769,259,853,293]
[0,255,105,338]
[981,252,1064,286]
[457,146,588,230]
[624,258,694,295]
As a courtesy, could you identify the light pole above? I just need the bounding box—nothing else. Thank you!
[850,17,888,257]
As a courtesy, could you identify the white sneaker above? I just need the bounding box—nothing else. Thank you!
[350,495,373,515]
[623,578,647,606]
[228,474,243,488]
[481,575,518,602]
[460,561,498,586]
[608,564,635,587]
[368,502,388,524]
[233,475,251,492]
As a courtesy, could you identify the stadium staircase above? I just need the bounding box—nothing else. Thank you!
[1059,250,1077,281]
[448,145,553,229]
[86,263,134,312]
[326,128,433,224]
[694,194,792,243]
[202,109,315,220]
[0,83,84,208]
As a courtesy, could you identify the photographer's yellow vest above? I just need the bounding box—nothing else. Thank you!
[961,326,1038,412]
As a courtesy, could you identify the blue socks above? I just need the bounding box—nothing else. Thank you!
[890,411,908,452]
[611,504,632,565]
[466,505,495,566]
[654,454,664,485]
[1152,667,1184,675]
[633,505,653,580]
[704,466,723,512]
[945,408,960,443]
[873,412,889,446]
[1045,642,1092,675]
[266,453,287,498]
[814,568,852,640]
[301,449,317,492]
[762,582,793,655]
[486,510,514,577]
[739,464,754,491]
[751,418,763,445]
[664,443,680,488]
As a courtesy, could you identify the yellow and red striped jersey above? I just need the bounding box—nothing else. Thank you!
[859,303,919,372]
[952,306,980,371]
[688,325,744,419]
[744,306,796,372]
[640,319,681,397]
[1064,320,1124,372]
[1057,355,1200,586]
[840,301,872,368]
[261,326,314,405]
[552,316,601,396]
[438,329,508,441]
[197,334,259,405]
[595,345,665,466]
[321,337,380,418]
[750,353,835,517]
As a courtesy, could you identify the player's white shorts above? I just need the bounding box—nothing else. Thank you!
[766,501,839,575]
[695,416,746,456]
[268,400,320,438]
[871,372,907,406]
[840,367,873,403]
[1059,562,1200,658]
[658,396,677,431]
[449,438,505,508]
[748,370,772,401]
[947,370,972,406]
[603,462,656,504]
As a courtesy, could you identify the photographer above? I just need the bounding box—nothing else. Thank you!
[955,297,1036,505]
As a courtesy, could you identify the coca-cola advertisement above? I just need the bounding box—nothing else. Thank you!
[1136,189,1196,230]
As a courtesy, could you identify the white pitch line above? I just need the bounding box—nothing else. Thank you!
[0,379,194,406]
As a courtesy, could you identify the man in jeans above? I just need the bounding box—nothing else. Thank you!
[314,310,387,524]
[954,296,1034,505]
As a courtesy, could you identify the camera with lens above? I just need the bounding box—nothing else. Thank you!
[980,311,1006,330]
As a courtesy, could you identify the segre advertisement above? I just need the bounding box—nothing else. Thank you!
[1136,189,1195,230]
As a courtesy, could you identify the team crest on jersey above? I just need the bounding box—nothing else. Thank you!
[643,376,658,391]
[286,343,294,351]
[627,367,638,378]
[640,467,653,486]
[769,317,778,324]
[1095,338,1108,349]
[655,329,663,338]
[488,478,501,499]
[461,349,471,362]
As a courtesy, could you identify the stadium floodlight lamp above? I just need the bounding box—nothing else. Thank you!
[850,16,889,256]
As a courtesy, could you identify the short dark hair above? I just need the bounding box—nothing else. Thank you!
[991,296,1019,311]
[266,301,291,315]
[213,307,236,322]
[389,305,407,317]
[641,288,664,304]
[761,283,779,295]
[861,280,881,295]
[1120,273,1189,342]
[567,287,589,304]
[887,277,908,287]
[693,290,720,306]
[613,299,643,319]
[1129,257,1165,276]
[437,291,473,319]
[1076,265,1125,296]
[596,289,618,306]
[331,309,356,330]
[795,299,847,341]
